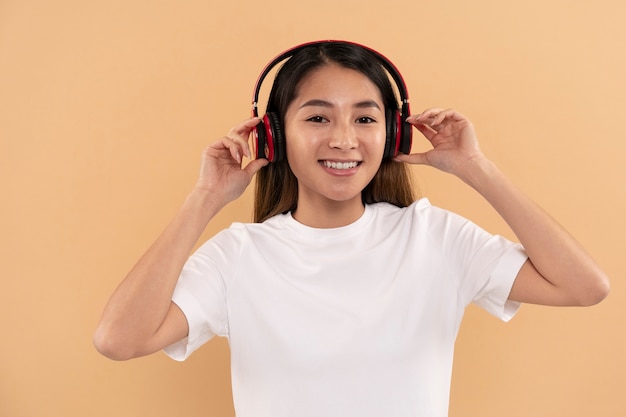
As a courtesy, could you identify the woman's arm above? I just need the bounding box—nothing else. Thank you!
[395,109,609,306]
[93,118,268,360]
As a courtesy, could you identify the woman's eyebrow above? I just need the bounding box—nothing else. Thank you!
[298,99,382,110]
[354,100,381,109]
[299,99,333,109]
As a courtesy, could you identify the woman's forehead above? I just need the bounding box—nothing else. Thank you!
[293,63,383,103]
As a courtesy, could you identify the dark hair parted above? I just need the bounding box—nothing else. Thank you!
[254,42,417,223]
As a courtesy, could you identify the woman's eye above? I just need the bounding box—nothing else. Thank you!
[306,116,327,123]
[356,116,376,124]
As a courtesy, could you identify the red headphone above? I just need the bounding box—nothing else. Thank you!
[251,40,412,162]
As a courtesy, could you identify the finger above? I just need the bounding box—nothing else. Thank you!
[243,157,270,177]
[226,121,257,158]
[409,108,463,126]
[219,136,246,164]
[431,109,450,126]
[393,152,430,166]
[408,108,444,123]
[227,117,263,158]
[436,109,468,126]
[228,116,262,136]
[432,110,473,138]
[406,119,438,141]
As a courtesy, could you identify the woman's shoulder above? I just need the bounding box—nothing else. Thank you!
[369,197,471,231]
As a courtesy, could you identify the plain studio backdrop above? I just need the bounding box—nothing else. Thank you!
[1,1,625,416]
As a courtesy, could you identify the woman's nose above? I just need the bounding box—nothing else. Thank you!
[328,121,358,150]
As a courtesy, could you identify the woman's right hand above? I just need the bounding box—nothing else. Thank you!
[94,117,270,360]
[195,117,269,203]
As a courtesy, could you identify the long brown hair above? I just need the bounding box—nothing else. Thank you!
[254,42,417,223]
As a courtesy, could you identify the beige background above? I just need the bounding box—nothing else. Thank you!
[1,1,625,416]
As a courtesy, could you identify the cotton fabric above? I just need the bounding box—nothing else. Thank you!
[164,198,527,416]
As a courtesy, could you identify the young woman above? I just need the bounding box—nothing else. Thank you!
[94,41,609,416]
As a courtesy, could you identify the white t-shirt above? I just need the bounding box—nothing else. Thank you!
[165,198,527,417]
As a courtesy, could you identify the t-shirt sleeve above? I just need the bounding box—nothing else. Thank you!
[468,238,527,321]
[163,227,242,361]
[427,204,528,322]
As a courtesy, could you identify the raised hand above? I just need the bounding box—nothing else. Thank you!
[395,108,609,307]
[394,108,483,179]
[93,117,270,360]
[196,117,269,204]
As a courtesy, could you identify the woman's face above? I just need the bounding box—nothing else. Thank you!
[284,63,386,213]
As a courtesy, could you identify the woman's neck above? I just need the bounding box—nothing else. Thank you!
[291,196,365,229]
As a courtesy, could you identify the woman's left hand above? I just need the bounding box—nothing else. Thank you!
[394,108,484,178]
[396,109,609,307]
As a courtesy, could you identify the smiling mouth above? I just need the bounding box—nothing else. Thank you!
[321,161,360,170]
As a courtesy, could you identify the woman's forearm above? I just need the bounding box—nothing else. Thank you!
[459,156,610,306]
[93,187,224,359]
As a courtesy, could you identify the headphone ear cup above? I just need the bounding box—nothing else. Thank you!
[265,112,285,162]
[384,108,398,159]
[384,107,413,158]
[398,103,413,155]
[253,118,268,160]
[253,113,283,162]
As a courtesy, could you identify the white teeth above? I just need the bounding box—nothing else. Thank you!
[323,161,359,170]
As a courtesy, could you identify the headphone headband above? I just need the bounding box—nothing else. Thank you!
[252,40,410,117]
